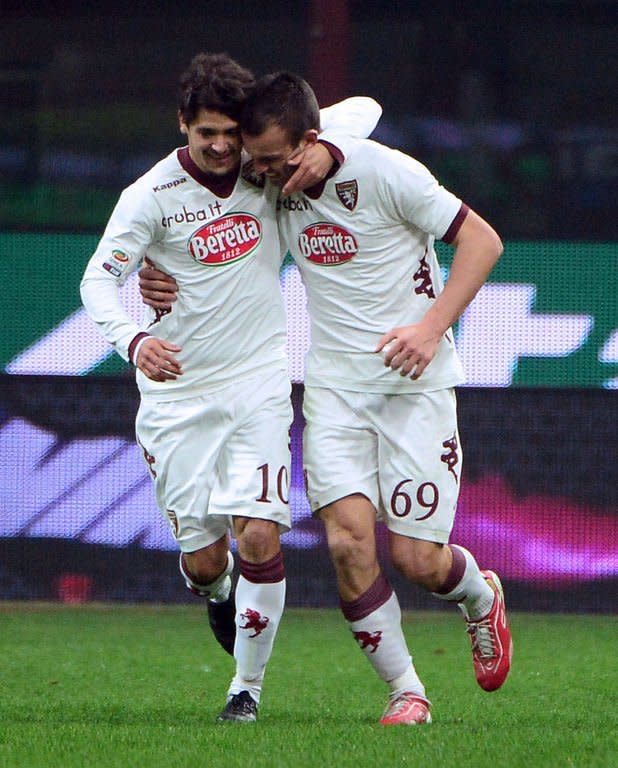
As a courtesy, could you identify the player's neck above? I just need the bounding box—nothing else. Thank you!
[177,147,239,198]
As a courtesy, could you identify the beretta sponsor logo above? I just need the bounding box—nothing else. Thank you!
[298,222,358,265]
[188,212,262,266]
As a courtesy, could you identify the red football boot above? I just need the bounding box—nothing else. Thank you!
[379,692,432,726]
[464,570,513,692]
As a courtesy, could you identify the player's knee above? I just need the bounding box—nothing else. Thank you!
[182,550,227,586]
[326,525,372,570]
[236,518,280,562]
[391,544,444,589]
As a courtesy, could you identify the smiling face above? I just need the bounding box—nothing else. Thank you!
[242,122,306,187]
[179,108,243,177]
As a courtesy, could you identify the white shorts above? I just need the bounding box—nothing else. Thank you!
[302,386,462,543]
[136,368,293,552]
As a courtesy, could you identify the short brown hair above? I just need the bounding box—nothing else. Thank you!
[241,71,321,145]
[177,52,255,125]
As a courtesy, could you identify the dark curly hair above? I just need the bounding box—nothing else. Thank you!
[177,52,255,125]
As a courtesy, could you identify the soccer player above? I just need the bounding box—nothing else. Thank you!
[237,72,513,726]
[80,53,381,724]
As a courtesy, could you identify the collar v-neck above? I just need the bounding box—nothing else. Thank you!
[177,147,238,198]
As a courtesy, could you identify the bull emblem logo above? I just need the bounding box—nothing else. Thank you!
[239,608,270,637]
[336,180,358,211]
[353,630,382,653]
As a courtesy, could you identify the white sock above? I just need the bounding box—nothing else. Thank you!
[228,575,286,704]
[433,545,494,619]
[348,592,426,699]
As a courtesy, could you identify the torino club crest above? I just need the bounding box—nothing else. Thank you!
[335,180,358,211]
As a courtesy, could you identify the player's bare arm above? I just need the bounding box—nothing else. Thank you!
[136,336,183,382]
[376,209,503,379]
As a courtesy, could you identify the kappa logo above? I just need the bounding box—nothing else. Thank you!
[138,439,157,479]
[239,608,270,637]
[353,630,382,653]
[414,246,435,298]
[335,179,358,211]
[149,306,171,326]
[298,222,358,265]
[441,433,459,480]
[152,177,187,193]
[165,509,179,538]
[188,212,262,266]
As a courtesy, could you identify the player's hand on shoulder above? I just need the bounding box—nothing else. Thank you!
[137,337,183,382]
[376,320,442,380]
[282,142,333,196]
[138,258,178,309]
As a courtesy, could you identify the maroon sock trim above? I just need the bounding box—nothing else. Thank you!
[435,544,467,595]
[239,552,285,584]
[340,572,393,622]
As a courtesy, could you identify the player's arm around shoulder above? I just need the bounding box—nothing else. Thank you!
[282,99,382,196]
[319,96,382,139]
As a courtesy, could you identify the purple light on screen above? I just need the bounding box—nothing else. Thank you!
[1,418,616,588]
[451,475,618,586]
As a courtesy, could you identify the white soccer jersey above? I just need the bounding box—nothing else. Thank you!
[277,138,467,393]
[80,99,382,400]
[81,148,286,400]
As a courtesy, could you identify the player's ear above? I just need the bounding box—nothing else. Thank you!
[178,111,188,135]
[303,129,319,145]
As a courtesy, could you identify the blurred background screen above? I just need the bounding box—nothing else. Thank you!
[1,0,616,610]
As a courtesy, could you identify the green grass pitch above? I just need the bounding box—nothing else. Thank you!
[0,604,616,768]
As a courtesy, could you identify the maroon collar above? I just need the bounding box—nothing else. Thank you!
[303,165,340,199]
[302,140,343,199]
[177,147,239,198]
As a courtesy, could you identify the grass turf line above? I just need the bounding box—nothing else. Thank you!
[0,604,615,768]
